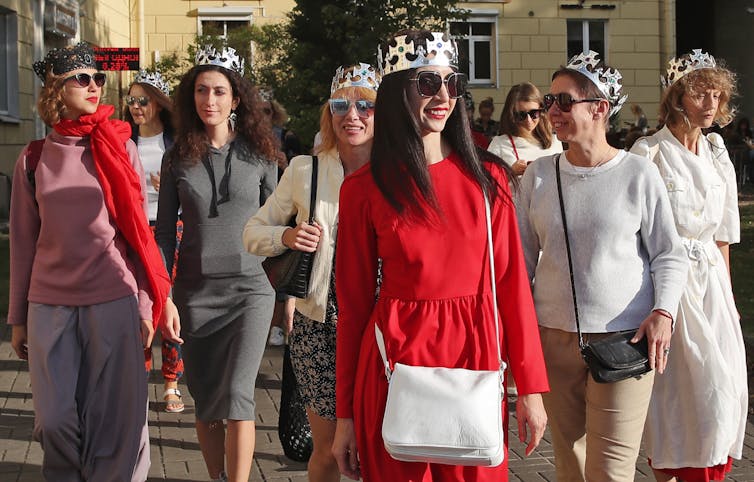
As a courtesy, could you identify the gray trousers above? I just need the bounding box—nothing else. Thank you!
[27,295,150,482]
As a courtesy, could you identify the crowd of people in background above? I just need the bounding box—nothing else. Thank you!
[6,27,749,482]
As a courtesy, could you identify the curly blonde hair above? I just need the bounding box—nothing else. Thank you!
[659,66,737,128]
[36,73,69,127]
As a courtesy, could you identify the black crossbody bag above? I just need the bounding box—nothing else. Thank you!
[262,156,318,298]
[555,155,651,383]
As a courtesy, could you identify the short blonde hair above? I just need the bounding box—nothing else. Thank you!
[37,73,68,127]
[314,86,377,155]
[660,67,737,128]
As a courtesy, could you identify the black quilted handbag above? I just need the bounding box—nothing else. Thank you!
[555,155,651,384]
[278,344,313,462]
[262,157,318,298]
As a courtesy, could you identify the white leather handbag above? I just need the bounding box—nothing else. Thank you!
[376,193,506,467]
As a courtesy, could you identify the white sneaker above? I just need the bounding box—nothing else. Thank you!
[268,326,285,346]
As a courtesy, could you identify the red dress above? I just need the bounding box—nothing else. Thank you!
[335,153,549,482]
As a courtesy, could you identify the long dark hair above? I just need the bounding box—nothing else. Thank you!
[498,82,554,149]
[370,39,513,219]
[171,64,278,164]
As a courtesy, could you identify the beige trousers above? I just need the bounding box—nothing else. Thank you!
[539,326,654,482]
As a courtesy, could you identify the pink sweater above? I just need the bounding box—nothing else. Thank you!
[8,132,153,325]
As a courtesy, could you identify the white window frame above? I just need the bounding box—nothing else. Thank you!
[0,7,19,123]
[566,19,608,60]
[197,7,253,38]
[450,9,498,87]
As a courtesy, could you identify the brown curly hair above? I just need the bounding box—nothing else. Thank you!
[37,73,69,127]
[659,66,737,129]
[171,64,278,164]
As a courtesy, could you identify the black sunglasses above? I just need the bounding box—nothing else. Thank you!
[329,99,375,118]
[514,109,544,122]
[124,95,149,107]
[65,72,107,88]
[543,93,602,112]
[409,71,467,99]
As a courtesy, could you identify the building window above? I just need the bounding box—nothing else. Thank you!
[567,19,607,59]
[450,13,497,85]
[0,7,19,122]
[197,7,253,39]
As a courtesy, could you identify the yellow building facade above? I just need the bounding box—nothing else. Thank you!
[1,0,671,206]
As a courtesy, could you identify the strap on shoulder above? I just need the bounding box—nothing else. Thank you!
[25,139,46,192]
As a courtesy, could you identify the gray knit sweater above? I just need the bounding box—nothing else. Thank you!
[516,151,688,333]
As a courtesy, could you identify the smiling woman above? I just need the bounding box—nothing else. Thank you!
[243,62,381,482]
[331,30,549,482]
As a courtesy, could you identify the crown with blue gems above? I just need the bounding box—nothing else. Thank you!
[133,69,170,96]
[33,42,97,84]
[330,63,381,94]
[565,50,627,117]
[377,32,458,77]
[195,45,245,76]
[661,49,717,89]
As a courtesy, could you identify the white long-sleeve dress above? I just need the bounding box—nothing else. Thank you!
[631,126,747,470]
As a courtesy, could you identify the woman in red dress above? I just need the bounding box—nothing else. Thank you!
[332,29,550,482]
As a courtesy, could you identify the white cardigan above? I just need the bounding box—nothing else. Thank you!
[243,150,343,322]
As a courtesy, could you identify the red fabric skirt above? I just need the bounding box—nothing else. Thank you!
[650,457,733,482]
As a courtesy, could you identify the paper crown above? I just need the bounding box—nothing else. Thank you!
[195,45,245,76]
[661,49,717,89]
[133,69,170,96]
[565,50,627,117]
[33,42,97,84]
[377,32,458,77]
[330,63,381,94]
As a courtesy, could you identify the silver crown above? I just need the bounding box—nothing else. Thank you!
[133,69,170,96]
[331,63,381,94]
[378,32,458,77]
[195,45,245,76]
[258,88,274,102]
[661,49,717,89]
[566,50,627,117]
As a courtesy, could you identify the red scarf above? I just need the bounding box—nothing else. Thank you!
[54,104,171,328]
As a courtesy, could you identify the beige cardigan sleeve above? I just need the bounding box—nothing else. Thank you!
[243,155,309,257]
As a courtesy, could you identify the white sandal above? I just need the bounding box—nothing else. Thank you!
[163,387,185,413]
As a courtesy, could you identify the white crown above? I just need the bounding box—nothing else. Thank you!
[331,63,381,94]
[133,70,170,96]
[566,50,627,117]
[661,49,717,89]
[378,32,458,77]
[195,45,245,76]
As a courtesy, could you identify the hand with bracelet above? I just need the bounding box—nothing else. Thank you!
[631,308,673,374]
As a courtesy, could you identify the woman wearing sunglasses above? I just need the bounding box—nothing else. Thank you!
[244,63,380,482]
[124,71,186,415]
[488,82,562,177]
[516,51,687,481]
[332,30,549,482]
[630,51,746,482]
[9,42,175,480]
[154,46,279,482]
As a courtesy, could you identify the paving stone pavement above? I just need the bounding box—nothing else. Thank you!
[2,322,754,481]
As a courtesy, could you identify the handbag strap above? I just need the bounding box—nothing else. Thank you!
[508,134,519,161]
[375,192,503,380]
[308,156,319,223]
[554,154,585,350]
